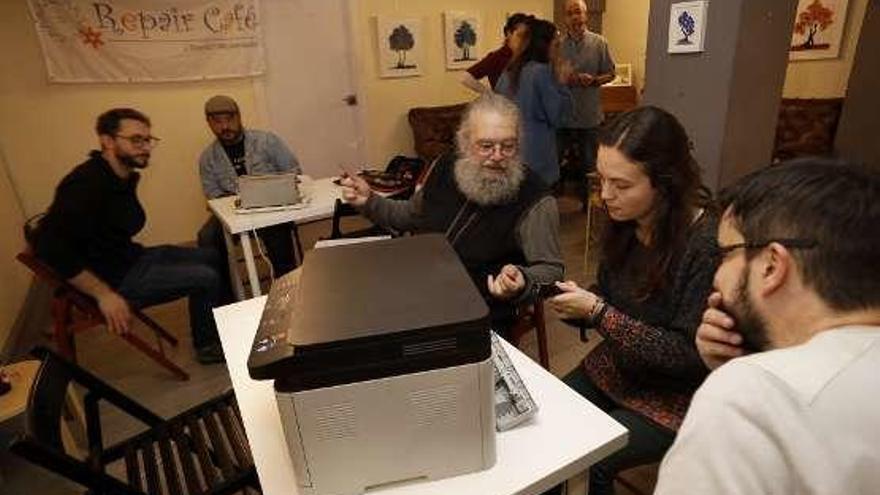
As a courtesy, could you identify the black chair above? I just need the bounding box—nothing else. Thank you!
[326,156,429,240]
[9,347,260,495]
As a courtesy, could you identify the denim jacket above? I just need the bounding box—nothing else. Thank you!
[198,129,302,199]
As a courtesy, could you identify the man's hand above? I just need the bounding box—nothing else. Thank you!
[97,291,132,335]
[340,174,372,207]
[576,72,596,87]
[555,60,575,86]
[696,292,745,370]
[548,280,599,319]
[487,265,526,300]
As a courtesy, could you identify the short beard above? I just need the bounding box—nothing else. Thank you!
[730,270,771,352]
[453,155,526,206]
[118,152,149,170]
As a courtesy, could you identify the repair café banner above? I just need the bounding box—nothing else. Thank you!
[27,0,265,83]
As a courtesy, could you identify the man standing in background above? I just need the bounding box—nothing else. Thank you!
[197,95,302,278]
[557,0,615,203]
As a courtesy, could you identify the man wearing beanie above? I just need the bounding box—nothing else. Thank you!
[197,95,302,278]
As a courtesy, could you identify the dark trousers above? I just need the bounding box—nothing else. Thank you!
[557,128,599,206]
[117,245,224,350]
[198,215,298,279]
[561,367,675,495]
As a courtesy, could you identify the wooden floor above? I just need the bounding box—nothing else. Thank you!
[0,192,658,495]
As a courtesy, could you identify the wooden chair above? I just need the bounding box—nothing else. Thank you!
[10,347,259,495]
[16,249,189,381]
[508,300,551,370]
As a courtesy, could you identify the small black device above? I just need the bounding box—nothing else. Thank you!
[536,282,564,299]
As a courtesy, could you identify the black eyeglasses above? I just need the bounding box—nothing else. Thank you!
[710,238,818,260]
[114,134,161,148]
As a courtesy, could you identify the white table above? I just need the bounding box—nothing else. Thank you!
[207,176,342,299]
[214,297,628,495]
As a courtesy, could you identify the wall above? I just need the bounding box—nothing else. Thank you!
[603,0,650,92]
[643,0,797,189]
[0,149,31,351]
[782,0,869,97]
[349,0,553,166]
[836,0,880,168]
[602,0,867,99]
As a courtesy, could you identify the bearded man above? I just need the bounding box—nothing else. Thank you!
[33,108,226,364]
[655,158,880,493]
[341,94,564,334]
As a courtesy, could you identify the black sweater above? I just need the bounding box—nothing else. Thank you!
[34,151,145,287]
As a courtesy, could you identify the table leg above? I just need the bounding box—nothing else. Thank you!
[240,231,263,297]
[222,228,246,301]
[292,223,304,267]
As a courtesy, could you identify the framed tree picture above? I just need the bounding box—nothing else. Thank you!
[667,1,708,54]
[789,0,850,60]
[376,16,423,78]
[444,12,482,70]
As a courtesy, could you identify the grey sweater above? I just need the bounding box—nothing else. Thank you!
[361,186,564,304]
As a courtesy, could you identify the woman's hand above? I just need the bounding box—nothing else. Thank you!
[555,59,575,86]
[548,281,600,319]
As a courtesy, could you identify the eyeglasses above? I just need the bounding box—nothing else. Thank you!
[710,238,818,261]
[114,134,161,148]
[474,139,518,157]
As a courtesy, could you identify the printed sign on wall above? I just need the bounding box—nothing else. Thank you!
[27,0,266,83]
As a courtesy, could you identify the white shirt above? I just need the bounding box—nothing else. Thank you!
[654,326,880,495]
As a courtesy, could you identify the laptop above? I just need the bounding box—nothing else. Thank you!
[236,173,302,210]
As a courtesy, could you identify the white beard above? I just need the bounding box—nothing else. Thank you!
[453,155,526,206]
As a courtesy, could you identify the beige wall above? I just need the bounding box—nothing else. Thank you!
[349,0,553,166]
[0,152,31,351]
[782,0,868,98]
[603,0,868,99]
[603,0,650,92]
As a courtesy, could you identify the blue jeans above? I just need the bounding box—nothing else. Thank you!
[117,245,223,350]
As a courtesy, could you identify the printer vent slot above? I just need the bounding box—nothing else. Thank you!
[402,338,457,356]
[409,385,460,428]
[314,403,357,441]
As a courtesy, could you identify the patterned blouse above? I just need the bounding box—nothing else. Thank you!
[584,212,719,431]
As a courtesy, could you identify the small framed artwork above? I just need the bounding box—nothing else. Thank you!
[789,0,850,61]
[376,15,423,78]
[667,1,708,54]
[607,63,633,86]
[444,12,482,70]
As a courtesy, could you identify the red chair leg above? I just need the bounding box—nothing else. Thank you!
[534,302,550,370]
[134,310,179,346]
[122,333,190,381]
[52,298,77,362]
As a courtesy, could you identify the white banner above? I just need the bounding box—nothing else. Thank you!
[27,0,265,83]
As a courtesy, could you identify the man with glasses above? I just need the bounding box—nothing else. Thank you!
[33,108,226,364]
[198,95,302,277]
[654,158,880,493]
[340,94,563,334]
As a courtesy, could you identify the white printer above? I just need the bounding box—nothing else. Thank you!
[248,235,496,495]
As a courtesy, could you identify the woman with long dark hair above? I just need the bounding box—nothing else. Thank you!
[548,106,718,495]
[496,18,572,187]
